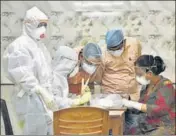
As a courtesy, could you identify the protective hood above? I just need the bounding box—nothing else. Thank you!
[52,46,78,76]
[52,46,78,98]
[22,6,48,41]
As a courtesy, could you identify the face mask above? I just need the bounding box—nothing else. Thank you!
[31,26,46,40]
[82,62,97,75]
[69,65,79,78]
[136,76,150,85]
[108,47,124,56]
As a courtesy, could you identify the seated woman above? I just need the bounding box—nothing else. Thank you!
[122,55,175,135]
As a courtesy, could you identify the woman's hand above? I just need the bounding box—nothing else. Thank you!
[122,98,145,111]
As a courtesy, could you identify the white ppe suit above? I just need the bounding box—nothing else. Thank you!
[52,46,79,109]
[3,7,53,135]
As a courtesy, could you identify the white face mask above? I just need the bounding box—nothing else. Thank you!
[31,26,46,40]
[108,47,124,56]
[82,62,97,75]
[69,65,79,78]
[136,76,150,85]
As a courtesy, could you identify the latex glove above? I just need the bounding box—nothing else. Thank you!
[122,98,143,111]
[80,91,91,105]
[35,86,58,111]
[72,92,91,106]
[75,84,90,100]
[84,86,90,92]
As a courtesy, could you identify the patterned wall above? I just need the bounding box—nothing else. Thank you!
[0,1,175,134]
[1,1,175,83]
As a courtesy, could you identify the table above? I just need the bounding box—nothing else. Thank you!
[108,108,127,135]
[69,93,127,135]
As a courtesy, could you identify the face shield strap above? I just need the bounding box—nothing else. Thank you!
[67,62,79,78]
[84,56,102,66]
[139,65,157,75]
[24,19,48,29]
[83,59,96,67]
[60,56,77,62]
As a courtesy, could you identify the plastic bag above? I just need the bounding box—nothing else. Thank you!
[90,94,123,108]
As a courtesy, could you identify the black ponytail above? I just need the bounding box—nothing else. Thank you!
[152,56,166,75]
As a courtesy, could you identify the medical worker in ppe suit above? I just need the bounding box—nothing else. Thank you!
[3,6,57,135]
[101,29,142,101]
[52,45,92,109]
[68,43,104,92]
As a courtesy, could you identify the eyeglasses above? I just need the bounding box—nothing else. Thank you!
[37,22,47,28]
[83,59,96,66]
[108,40,125,51]
[135,66,155,76]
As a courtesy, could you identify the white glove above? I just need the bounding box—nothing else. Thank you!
[122,99,143,111]
[35,86,58,111]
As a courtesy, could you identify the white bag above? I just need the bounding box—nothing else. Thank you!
[90,94,123,108]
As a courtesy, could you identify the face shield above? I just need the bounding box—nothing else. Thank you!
[53,46,79,77]
[82,43,102,74]
[135,66,155,85]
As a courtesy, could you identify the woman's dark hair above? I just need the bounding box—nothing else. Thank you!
[134,55,166,75]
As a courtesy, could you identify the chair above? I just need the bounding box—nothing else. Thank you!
[0,99,14,135]
[53,107,109,135]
